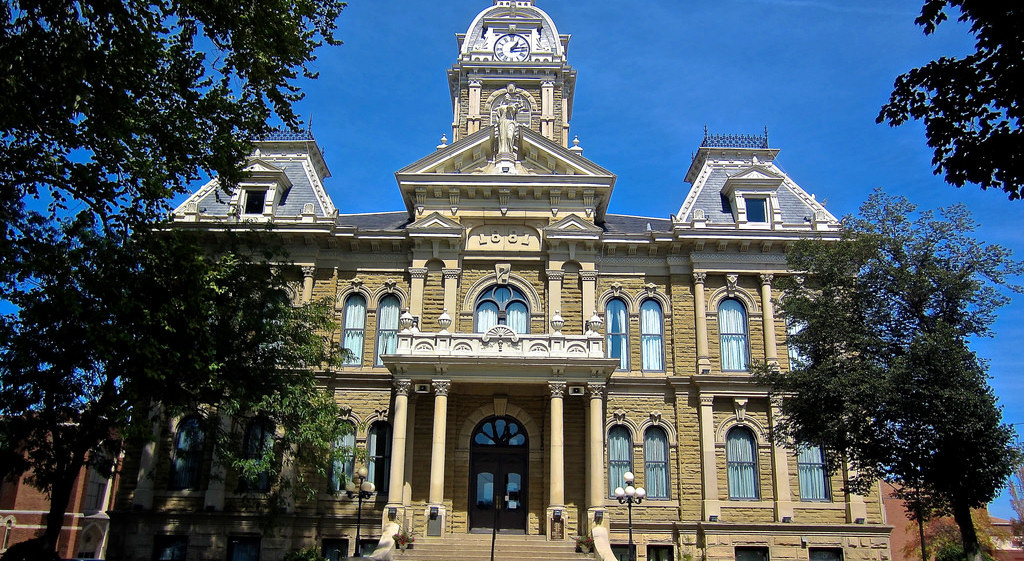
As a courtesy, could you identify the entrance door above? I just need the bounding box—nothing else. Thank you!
[469,416,528,533]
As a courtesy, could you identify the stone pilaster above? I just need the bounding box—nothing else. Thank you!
[760,273,778,363]
[587,382,606,527]
[546,269,564,330]
[699,393,721,520]
[580,270,598,335]
[301,265,315,304]
[442,268,461,319]
[693,272,711,370]
[409,268,428,321]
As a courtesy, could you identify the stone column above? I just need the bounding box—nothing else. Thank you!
[387,380,411,507]
[409,267,428,322]
[301,265,315,304]
[427,380,451,533]
[699,394,721,520]
[402,397,417,509]
[547,381,566,539]
[546,269,564,329]
[693,272,711,370]
[760,274,778,363]
[844,462,869,523]
[580,270,598,335]
[587,382,606,526]
[768,403,794,521]
[132,404,164,509]
[442,268,461,320]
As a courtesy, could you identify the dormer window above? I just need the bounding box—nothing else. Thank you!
[243,190,267,215]
[746,197,768,223]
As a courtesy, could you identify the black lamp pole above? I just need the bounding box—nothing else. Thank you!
[614,471,646,561]
[346,466,376,557]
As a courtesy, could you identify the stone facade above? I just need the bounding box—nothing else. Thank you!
[109,2,891,561]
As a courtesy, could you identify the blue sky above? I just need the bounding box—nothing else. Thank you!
[283,0,1024,519]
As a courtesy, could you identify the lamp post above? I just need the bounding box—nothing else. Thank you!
[345,466,376,557]
[614,471,646,561]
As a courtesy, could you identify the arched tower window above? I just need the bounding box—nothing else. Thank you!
[375,295,401,366]
[643,426,669,498]
[170,417,204,490]
[328,422,356,492]
[341,294,367,366]
[367,421,391,493]
[726,426,758,500]
[475,285,529,334]
[718,299,749,371]
[640,300,664,371]
[241,419,273,492]
[606,299,629,370]
[607,425,632,496]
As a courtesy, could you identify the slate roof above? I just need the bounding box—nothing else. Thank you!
[686,167,823,225]
[192,157,326,217]
[602,214,673,234]
[336,211,411,230]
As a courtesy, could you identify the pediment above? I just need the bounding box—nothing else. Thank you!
[728,166,784,182]
[397,125,614,178]
[407,212,464,235]
[543,213,602,239]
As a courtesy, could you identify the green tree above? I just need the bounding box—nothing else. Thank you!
[1010,450,1024,546]
[877,1,1024,199]
[0,1,348,559]
[757,190,1021,561]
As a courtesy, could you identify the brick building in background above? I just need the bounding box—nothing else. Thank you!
[0,462,119,559]
[108,2,892,560]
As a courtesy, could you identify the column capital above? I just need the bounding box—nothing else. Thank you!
[442,268,462,280]
[699,394,715,407]
[586,382,606,399]
[469,79,482,88]
[394,379,412,396]
[693,271,707,284]
[301,265,316,278]
[546,269,565,282]
[541,80,555,88]
[760,273,774,287]
[409,267,428,280]
[432,379,451,396]
[579,270,598,282]
[549,381,566,398]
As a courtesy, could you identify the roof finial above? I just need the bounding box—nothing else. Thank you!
[569,135,583,155]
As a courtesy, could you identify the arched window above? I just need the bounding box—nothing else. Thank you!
[341,294,367,366]
[643,426,669,499]
[3,519,13,552]
[375,295,401,366]
[170,417,204,490]
[640,300,664,371]
[607,425,632,496]
[241,420,273,492]
[726,426,758,500]
[606,299,628,370]
[475,285,529,334]
[797,446,830,501]
[718,299,749,371]
[367,421,391,493]
[328,422,356,492]
[787,318,807,369]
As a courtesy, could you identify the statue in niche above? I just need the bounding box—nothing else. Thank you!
[494,88,524,155]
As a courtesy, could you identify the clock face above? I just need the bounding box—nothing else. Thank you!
[494,34,530,62]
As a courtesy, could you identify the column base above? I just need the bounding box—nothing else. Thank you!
[382,504,406,530]
[775,500,794,522]
[546,505,567,541]
[702,499,721,522]
[586,506,608,531]
[425,504,447,537]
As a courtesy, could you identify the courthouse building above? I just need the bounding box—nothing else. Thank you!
[110,2,892,560]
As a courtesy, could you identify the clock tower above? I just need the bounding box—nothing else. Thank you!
[448,0,576,147]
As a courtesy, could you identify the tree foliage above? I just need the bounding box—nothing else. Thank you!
[757,190,1021,561]
[877,1,1024,199]
[904,511,1007,561]
[0,1,347,558]
[1010,451,1024,546]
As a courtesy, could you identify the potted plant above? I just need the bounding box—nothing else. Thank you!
[393,528,415,551]
[576,534,595,554]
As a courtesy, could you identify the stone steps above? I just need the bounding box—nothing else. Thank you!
[393,533,592,561]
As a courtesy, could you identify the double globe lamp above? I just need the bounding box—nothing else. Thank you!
[614,471,646,561]
[344,466,376,556]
